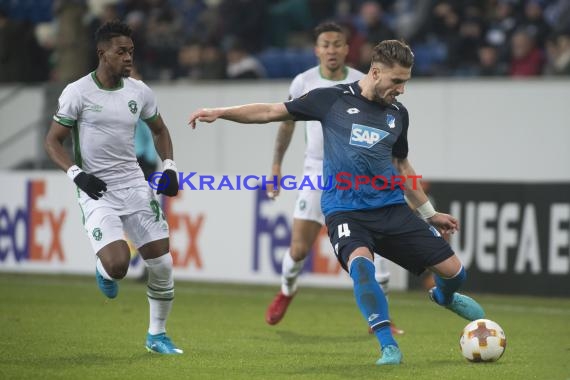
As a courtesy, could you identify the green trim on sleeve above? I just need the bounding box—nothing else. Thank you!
[142,112,160,123]
[53,115,76,128]
[72,124,83,169]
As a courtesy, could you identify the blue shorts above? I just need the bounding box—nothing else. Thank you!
[326,204,454,275]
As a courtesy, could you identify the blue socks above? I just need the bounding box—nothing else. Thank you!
[431,266,466,305]
[349,256,397,348]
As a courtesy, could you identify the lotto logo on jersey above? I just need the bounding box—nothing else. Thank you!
[349,124,389,149]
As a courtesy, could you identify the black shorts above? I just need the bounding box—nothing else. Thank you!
[325,204,454,276]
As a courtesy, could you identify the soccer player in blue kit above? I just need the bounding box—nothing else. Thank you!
[188,40,485,365]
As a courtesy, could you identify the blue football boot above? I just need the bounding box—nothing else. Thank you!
[429,287,485,321]
[95,267,118,299]
[376,345,402,365]
[145,333,183,355]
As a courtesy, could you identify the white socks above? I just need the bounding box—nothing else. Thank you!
[374,255,390,294]
[145,253,174,335]
[281,249,305,296]
[96,258,114,280]
[279,251,391,296]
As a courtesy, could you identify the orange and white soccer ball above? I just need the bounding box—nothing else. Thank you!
[460,319,507,362]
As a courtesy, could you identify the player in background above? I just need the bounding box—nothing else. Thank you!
[264,22,403,336]
[188,40,485,365]
[44,20,183,355]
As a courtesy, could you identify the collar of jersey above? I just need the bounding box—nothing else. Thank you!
[319,66,348,81]
[91,71,124,91]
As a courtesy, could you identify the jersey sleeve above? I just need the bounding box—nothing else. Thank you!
[284,87,340,122]
[288,73,304,100]
[53,84,81,128]
[392,104,409,159]
[139,80,159,122]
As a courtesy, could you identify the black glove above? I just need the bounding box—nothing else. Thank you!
[74,172,107,200]
[157,169,179,197]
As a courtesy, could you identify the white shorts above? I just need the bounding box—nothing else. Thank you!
[78,180,169,254]
[293,158,325,225]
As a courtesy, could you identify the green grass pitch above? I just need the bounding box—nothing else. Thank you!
[1,273,569,380]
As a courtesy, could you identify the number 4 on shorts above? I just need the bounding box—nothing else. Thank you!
[338,223,351,238]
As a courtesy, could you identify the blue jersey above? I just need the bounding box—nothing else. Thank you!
[284,81,409,216]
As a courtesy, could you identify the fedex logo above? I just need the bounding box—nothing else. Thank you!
[162,195,204,269]
[0,180,66,263]
[252,188,340,275]
[349,124,388,148]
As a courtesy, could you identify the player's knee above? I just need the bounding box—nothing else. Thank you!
[290,241,312,261]
[349,256,375,284]
[107,262,129,279]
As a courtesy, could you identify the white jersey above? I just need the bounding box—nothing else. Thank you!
[289,66,364,162]
[54,72,159,190]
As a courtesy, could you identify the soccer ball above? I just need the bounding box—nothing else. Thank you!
[459,319,506,362]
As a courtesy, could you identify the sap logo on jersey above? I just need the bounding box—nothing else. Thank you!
[349,124,389,148]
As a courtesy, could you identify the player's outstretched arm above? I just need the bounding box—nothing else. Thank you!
[188,103,292,129]
[268,119,295,199]
[393,156,459,234]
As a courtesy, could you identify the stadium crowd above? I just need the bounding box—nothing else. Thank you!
[1,0,569,83]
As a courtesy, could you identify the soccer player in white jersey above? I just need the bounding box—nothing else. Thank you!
[264,22,403,335]
[44,20,183,355]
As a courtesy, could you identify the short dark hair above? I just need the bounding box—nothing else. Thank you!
[371,40,414,68]
[313,21,345,41]
[95,20,132,44]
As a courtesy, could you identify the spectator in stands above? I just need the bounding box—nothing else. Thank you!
[452,16,485,75]
[225,37,266,79]
[391,0,432,43]
[219,0,267,53]
[355,40,375,73]
[475,43,509,77]
[544,30,570,76]
[339,21,365,68]
[0,7,49,82]
[87,2,121,71]
[53,0,90,82]
[0,8,19,82]
[200,42,226,79]
[266,0,313,48]
[354,1,395,44]
[173,0,208,41]
[509,27,545,77]
[520,0,551,48]
[544,0,570,34]
[553,31,570,75]
[125,10,150,78]
[145,0,184,80]
[485,0,519,62]
[175,40,203,80]
[426,1,461,75]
